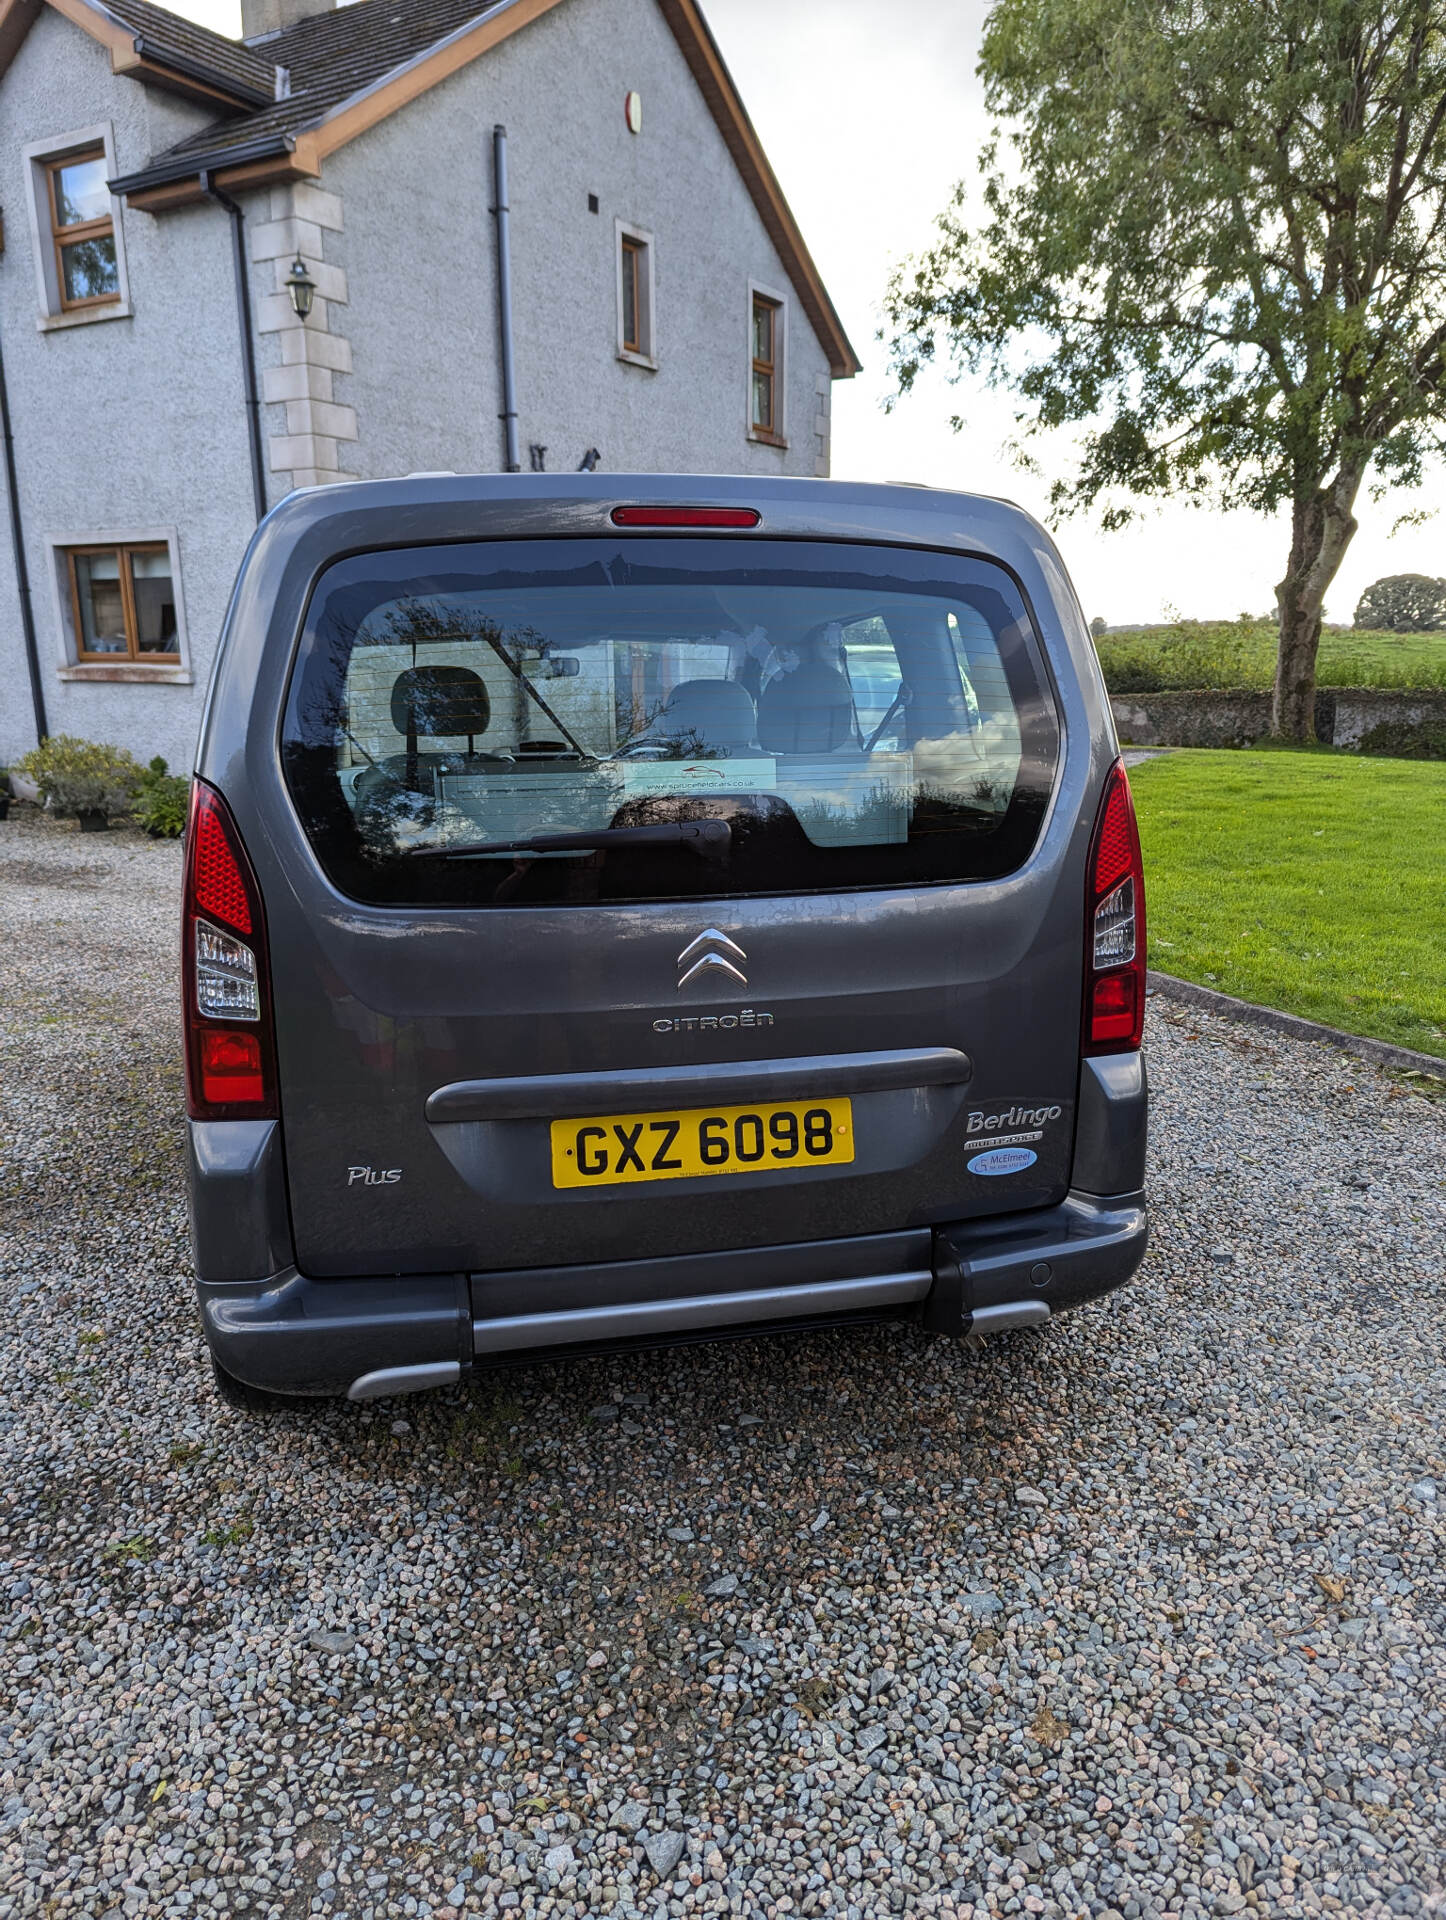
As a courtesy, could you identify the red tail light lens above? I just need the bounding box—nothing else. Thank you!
[183,781,278,1119]
[200,1029,265,1105]
[190,787,253,935]
[1084,760,1146,1055]
[610,506,761,528]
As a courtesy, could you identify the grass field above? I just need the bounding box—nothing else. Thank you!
[1096,619,1446,692]
[1128,749,1446,1058]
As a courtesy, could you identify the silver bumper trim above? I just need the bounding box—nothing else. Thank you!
[472,1270,934,1354]
[969,1300,1050,1334]
[347,1361,462,1401]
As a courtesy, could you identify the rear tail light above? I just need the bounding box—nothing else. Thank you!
[182,780,278,1119]
[1083,760,1146,1054]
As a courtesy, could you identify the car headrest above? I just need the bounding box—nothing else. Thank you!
[391,665,491,740]
[758,661,856,754]
[657,678,759,753]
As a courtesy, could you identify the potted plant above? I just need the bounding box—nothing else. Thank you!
[14,735,143,831]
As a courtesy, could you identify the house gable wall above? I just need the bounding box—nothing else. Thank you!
[0,4,258,766]
[316,0,832,483]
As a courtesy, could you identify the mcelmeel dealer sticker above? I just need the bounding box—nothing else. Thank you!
[967,1146,1039,1177]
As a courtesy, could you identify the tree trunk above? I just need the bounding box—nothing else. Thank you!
[1272,467,1365,741]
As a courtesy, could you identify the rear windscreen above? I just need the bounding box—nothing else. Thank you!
[280,537,1060,907]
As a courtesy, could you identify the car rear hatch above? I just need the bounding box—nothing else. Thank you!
[253,515,1084,1281]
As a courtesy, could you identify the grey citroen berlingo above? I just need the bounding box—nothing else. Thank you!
[183,474,1147,1407]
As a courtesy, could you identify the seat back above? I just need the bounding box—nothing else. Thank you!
[390,665,492,744]
[389,665,493,791]
[655,678,759,755]
[758,661,856,754]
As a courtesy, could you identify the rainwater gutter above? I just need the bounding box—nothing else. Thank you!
[200,171,268,523]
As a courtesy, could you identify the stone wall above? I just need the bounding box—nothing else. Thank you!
[1112,687,1446,756]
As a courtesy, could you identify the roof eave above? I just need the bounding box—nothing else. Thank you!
[132,34,278,107]
[109,132,316,209]
[0,0,279,112]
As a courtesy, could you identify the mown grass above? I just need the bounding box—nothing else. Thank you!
[1096,619,1446,692]
[1129,749,1446,1058]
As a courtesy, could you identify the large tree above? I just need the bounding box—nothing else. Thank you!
[885,0,1446,739]
[1354,570,1446,627]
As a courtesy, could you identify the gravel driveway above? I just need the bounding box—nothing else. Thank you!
[2,810,1443,1920]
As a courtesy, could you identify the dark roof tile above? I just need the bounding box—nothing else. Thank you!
[126,0,508,176]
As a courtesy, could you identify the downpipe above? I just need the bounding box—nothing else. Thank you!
[491,125,522,473]
[200,171,267,524]
[0,315,46,743]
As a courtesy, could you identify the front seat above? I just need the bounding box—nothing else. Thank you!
[648,678,760,757]
[757,661,857,754]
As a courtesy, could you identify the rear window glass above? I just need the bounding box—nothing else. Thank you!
[280,537,1060,907]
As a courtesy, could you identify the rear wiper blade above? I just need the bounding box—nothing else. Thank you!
[416,819,732,862]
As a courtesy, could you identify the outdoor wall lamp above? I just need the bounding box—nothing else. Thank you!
[284,255,316,320]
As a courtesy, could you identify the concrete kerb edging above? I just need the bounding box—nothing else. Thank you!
[1146,971,1446,1079]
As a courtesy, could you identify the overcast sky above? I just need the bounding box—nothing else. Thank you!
[176,0,1444,625]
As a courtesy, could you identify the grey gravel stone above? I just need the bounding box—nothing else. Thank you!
[1014,1484,1047,1507]
[308,1630,356,1655]
[958,1590,1003,1616]
[703,1574,738,1596]
[641,1831,685,1878]
[3,812,1445,1920]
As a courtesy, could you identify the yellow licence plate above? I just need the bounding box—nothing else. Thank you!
[551,1097,854,1189]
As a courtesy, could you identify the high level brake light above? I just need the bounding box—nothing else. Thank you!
[610,505,761,528]
[1083,759,1146,1054]
[182,780,278,1119]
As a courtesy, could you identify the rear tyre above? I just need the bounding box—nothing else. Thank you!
[209,1354,308,1412]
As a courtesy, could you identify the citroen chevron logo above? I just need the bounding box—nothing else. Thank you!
[676,928,748,991]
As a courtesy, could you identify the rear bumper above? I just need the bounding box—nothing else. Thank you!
[196,1188,1147,1399]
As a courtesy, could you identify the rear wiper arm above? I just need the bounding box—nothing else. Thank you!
[416,819,733,862]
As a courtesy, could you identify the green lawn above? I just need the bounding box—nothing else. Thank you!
[1096,619,1446,691]
[1128,749,1446,1058]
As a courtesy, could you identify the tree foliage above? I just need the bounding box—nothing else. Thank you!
[886,0,1446,737]
[1353,571,1446,628]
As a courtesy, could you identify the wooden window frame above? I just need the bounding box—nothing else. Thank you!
[621,236,644,355]
[46,148,120,314]
[66,543,177,664]
[615,219,656,368]
[749,290,786,446]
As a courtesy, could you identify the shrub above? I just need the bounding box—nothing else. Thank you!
[1094,618,1273,693]
[1095,618,1446,693]
[15,735,142,819]
[1354,719,1446,760]
[135,756,190,838]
